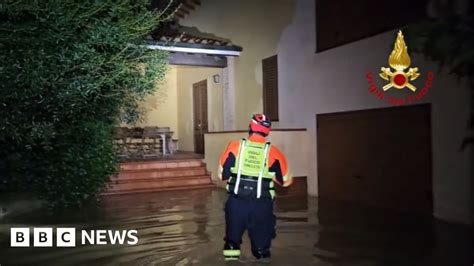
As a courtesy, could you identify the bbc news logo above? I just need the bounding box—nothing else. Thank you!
[10,228,138,247]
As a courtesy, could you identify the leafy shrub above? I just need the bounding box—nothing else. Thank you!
[0,0,170,208]
[404,14,474,149]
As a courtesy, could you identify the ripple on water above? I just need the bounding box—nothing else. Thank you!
[0,188,471,266]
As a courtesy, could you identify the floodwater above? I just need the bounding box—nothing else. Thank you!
[0,188,472,265]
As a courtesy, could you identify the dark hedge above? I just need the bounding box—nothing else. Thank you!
[0,0,170,208]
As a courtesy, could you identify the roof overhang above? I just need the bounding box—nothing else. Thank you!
[142,39,242,57]
[144,44,241,56]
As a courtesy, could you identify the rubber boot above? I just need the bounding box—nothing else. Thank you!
[223,242,241,261]
[252,248,271,262]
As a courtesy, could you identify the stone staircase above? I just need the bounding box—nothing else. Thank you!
[103,158,214,195]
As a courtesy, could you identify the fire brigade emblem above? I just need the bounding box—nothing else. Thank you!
[379,30,420,92]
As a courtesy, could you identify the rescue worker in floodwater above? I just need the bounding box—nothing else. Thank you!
[218,114,293,261]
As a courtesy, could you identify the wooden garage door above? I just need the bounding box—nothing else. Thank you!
[317,104,432,215]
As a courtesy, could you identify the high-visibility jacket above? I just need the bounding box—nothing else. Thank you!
[219,134,292,200]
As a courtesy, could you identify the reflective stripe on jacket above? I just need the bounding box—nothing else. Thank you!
[219,134,293,199]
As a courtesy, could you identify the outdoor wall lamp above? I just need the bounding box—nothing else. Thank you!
[213,74,220,83]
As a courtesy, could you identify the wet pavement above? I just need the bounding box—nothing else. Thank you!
[0,187,472,265]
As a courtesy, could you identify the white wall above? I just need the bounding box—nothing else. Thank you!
[277,0,472,224]
[180,0,296,129]
[179,0,471,224]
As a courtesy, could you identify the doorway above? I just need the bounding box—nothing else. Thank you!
[193,80,208,154]
[316,104,433,215]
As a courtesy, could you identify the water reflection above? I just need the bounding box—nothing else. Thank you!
[0,188,471,265]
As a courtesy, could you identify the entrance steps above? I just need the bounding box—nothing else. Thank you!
[103,158,214,195]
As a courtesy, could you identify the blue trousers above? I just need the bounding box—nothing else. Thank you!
[224,195,276,253]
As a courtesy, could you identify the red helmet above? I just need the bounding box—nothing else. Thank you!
[249,114,271,136]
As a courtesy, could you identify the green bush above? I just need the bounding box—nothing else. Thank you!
[404,14,474,149]
[0,0,170,208]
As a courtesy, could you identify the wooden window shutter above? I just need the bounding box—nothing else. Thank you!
[262,55,279,121]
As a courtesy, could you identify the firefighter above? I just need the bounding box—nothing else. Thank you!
[218,114,293,261]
